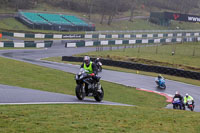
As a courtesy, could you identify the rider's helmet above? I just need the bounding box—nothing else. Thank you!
[158,74,162,79]
[175,91,179,95]
[84,56,90,65]
[185,93,189,98]
[96,58,100,61]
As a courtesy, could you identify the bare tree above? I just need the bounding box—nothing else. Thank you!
[100,5,106,24]
[107,0,119,25]
[88,0,94,20]
[129,0,137,22]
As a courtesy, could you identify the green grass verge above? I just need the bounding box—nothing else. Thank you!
[0,104,200,133]
[0,38,10,41]
[43,57,200,86]
[95,19,167,31]
[76,43,200,72]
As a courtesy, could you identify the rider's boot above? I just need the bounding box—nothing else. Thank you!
[97,82,102,92]
[183,104,185,110]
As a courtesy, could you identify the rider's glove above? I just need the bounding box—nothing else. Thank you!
[90,73,95,76]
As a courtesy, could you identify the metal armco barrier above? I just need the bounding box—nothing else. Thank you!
[62,56,200,80]
[65,37,199,47]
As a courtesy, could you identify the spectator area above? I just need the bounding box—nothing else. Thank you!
[18,11,94,31]
[20,12,48,24]
[20,12,88,26]
[39,13,73,25]
[62,15,88,26]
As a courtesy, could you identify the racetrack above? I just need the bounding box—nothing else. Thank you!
[0,40,199,111]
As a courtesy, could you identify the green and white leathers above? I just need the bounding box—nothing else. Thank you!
[184,95,194,104]
[83,61,93,74]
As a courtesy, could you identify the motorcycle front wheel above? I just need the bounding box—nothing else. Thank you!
[159,84,166,89]
[94,86,104,102]
[75,84,85,100]
[163,84,166,89]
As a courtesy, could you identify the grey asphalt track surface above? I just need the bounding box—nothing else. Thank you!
[0,84,131,106]
[0,40,199,111]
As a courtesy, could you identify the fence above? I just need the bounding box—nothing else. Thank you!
[2,31,200,39]
[65,37,199,47]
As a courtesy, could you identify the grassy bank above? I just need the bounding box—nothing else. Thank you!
[0,104,200,133]
[76,43,200,72]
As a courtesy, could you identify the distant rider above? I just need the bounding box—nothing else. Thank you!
[173,91,185,110]
[155,74,164,85]
[94,58,100,64]
[184,93,194,108]
[158,74,164,80]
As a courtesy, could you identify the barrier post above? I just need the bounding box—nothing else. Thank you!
[132,44,134,48]
[192,46,195,56]
[138,44,140,53]
[109,45,112,51]
[123,44,126,52]
[155,43,158,54]
[100,45,103,51]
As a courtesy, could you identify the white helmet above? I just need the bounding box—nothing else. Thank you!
[84,56,90,65]
[175,91,179,95]
[185,93,189,97]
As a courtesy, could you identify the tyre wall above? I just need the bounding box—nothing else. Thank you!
[62,56,200,80]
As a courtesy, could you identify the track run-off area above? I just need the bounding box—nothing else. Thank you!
[0,41,199,111]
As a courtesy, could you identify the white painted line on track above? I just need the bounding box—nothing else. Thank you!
[0,102,133,106]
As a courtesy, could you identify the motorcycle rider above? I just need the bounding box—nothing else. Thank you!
[184,93,194,108]
[94,57,102,72]
[94,57,100,64]
[172,91,185,110]
[80,56,100,93]
[158,74,164,80]
[80,56,97,75]
[155,74,164,85]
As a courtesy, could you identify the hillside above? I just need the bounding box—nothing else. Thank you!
[0,0,200,32]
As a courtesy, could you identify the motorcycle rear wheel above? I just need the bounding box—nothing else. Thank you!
[173,104,181,110]
[189,105,194,111]
[98,66,102,72]
[75,85,85,100]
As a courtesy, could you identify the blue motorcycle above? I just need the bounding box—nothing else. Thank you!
[172,98,183,110]
[155,78,166,89]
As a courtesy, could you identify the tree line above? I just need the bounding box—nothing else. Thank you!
[1,0,199,25]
